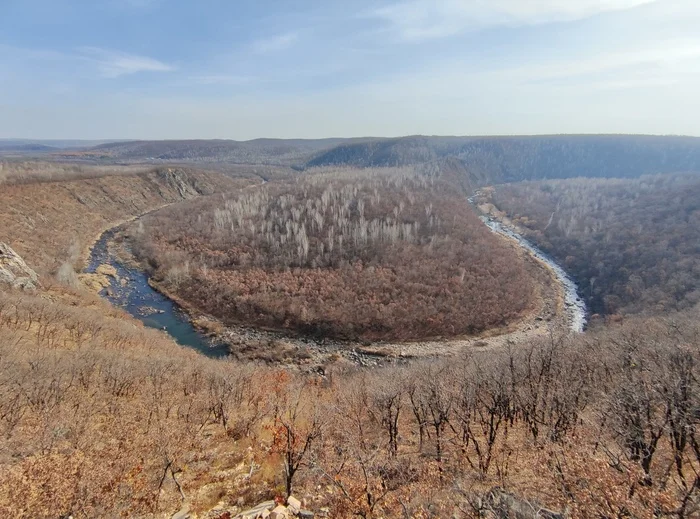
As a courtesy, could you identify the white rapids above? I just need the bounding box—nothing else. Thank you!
[475,211,588,333]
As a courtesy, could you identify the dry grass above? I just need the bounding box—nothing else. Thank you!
[0,164,249,275]
[0,164,698,518]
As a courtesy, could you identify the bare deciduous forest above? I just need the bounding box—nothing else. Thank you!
[131,168,536,340]
[490,174,700,316]
[0,285,698,518]
[0,159,699,518]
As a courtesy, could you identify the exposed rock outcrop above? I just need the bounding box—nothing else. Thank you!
[158,168,203,199]
[234,496,312,519]
[0,243,39,290]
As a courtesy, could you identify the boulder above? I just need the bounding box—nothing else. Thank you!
[235,501,276,519]
[269,506,289,519]
[234,497,312,519]
[0,243,39,290]
[171,504,191,519]
[286,496,302,515]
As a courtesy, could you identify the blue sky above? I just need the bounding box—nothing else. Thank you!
[2,0,700,139]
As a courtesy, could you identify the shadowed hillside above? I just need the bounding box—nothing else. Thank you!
[307,135,700,184]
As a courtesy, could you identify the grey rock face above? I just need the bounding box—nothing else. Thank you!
[0,243,39,290]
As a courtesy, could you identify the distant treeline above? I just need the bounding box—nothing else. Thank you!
[307,135,700,184]
[13,135,700,187]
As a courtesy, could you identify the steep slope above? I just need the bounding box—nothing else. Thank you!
[306,135,700,184]
[0,167,249,275]
[489,174,700,317]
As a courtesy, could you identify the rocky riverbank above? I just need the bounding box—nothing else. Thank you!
[84,194,585,368]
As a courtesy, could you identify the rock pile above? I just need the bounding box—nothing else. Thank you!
[235,496,313,519]
[0,243,39,290]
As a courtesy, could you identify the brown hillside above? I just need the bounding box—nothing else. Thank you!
[0,166,250,275]
[132,167,537,341]
[0,163,698,518]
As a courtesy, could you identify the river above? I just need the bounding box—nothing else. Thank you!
[85,229,229,358]
[86,198,587,362]
[477,214,587,333]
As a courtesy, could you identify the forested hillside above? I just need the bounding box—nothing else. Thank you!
[490,174,700,316]
[67,138,371,165]
[2,283,698,518]
[44,135,700,189]
[307,135,700,184]
[130,167,536,341]
[0,161,699,518]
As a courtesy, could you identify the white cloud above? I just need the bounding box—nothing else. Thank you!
[369,0,656,41]
[251,32,299,54]
[78,47,175,78]
[513,39,700,84]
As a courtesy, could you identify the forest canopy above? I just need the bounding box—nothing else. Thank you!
[132,167,537,341]
[490,173,700,316]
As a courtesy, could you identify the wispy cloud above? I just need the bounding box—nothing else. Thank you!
[251,32,299,54]
[369,0,656,41]
[78,47,175,78]
[515,39,700,84]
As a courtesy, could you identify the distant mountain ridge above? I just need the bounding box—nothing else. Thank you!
[71,138,376,165]
[0,139,126,151]
[9,134,700,185]
[305,134,700,183]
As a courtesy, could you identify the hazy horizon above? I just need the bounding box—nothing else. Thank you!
[4,133,700,145]
[3,0,700,140]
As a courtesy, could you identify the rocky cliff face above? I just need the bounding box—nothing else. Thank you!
[0,243,39,289]
[157,168,203,199]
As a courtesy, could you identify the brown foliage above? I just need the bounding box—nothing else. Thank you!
[490,174,700,316]
[1,282,699,518]
[134,168,536,341]
[2,162,699,518]
[0,163,249,275]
